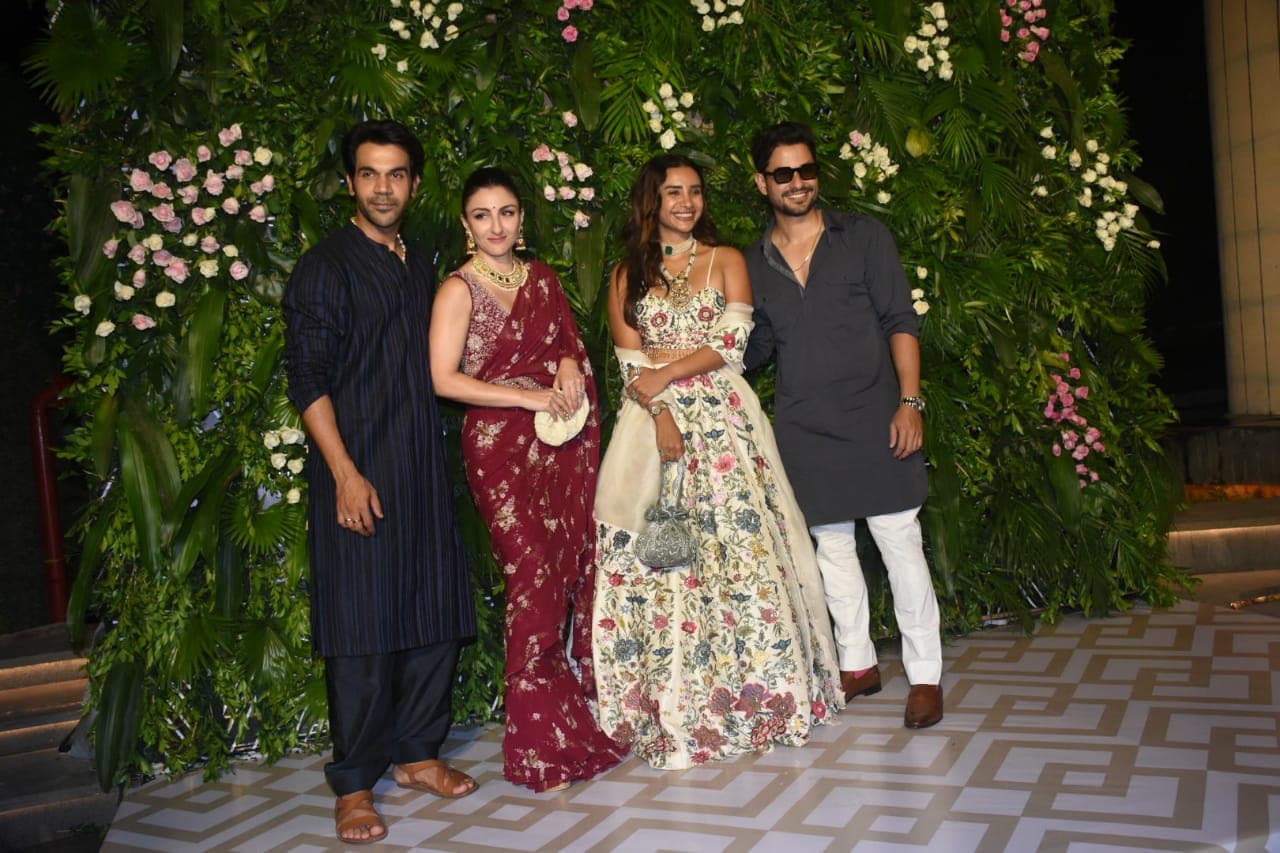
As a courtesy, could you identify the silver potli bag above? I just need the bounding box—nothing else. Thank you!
[634,461,697,570]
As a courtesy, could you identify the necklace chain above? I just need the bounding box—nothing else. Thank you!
[787,216,824,274]
[659,238,698,307]
[350,217,406,264]
[662,236,695,257]
[472,253,528,291]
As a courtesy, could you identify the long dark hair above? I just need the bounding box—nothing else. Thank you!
[461,166,523,212]
[620,154,719,328]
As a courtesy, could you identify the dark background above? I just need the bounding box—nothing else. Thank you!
[0,4,1227,632]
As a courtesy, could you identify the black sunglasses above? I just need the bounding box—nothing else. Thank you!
[763,162,820,184]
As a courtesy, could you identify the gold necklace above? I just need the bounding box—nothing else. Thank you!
[659,238,697,307]
[788,219,823,273]
[350,217,406,263]
[662,236,695,256]
[472,253,528,291]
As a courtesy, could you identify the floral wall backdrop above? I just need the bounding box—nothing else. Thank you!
[30,0,1183,786]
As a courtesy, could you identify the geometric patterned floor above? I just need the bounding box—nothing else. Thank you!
[100,599,1280,852]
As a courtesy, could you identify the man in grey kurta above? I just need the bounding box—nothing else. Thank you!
[284,120,477,843]
[744,122,943,729]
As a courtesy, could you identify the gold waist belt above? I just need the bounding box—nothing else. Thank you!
[643,346,700,363]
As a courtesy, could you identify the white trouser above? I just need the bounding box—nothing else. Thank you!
[810,506,942,685]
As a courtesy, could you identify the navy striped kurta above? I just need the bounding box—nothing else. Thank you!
[283,223,475,657]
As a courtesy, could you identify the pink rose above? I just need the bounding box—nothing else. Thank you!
[148,150,172,170]
[150,182,172,199]
[721,332,736,349]
[1091,442,1105,453]
[150,203,176,223]
[1031,26,1050,40]
[131,313,157,330]
[132,269,146,286]
[1068,367,1081,379]
[681,621,696,634]
[1071,445,1089,460]
[222,197,241,215]
[234,149,252,166]
[562,111,578,127]
[543,185,556,201]
[1000,29,1011,43]
[684,575,700,589]
[1076,463,1088,475]
[128,243,147,264]
[177,185,200,204]
[532,144,554,162]
[556,150,570,166]
[249,180,264,195]
[249,204,267,223]
[162,216,182,234]
[165,258,189,283]
[1000,10,1012,25]
[1052,443,1062,457]
[723,611,736,627]
[1079,479,1087,489]
[579,187,595,201]
[110,200,140,224]
[1090,471,1099,482]
[173,158,197,182]
[654,614,669,630]
[607,573,622,587]
[560,164,575,181]
[558,185,576,199]
[191,207,210,226]
[579,0,593,8]
[218,123,242,146]
[102,238,120,257]
[229,260,250,280]
[557,6,570,21]
[713,452,735,473]
[1084,427,1101,443]
[196,144,212,162]
[1016,27,1030,39]
[225,164,244,180]
[200,236,220,253]
[129,169,153,192]
[261,175,275,192]
[1060,352,1070,362]
[1075,386,1089,399]
[152,249,174,267]
[573,210,590,229]
[1021,42,1041,61]
[203,172,225,195]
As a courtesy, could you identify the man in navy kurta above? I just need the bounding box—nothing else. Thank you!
[744,122,943,730]
[284,120,476,843]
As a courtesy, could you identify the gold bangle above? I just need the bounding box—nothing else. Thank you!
[648,402,668,417]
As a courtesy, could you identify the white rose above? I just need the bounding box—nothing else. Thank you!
[916,55,934,72]
[853,162,867,178]
[145,234,165,251]
[1033,185,1048,197]
[659,129,677,150]
[938,63,953,81]
[287,458,304,474]
[680,91,694,108]
[1082,169,1097,183]
[658,82,673,98]
[263,431,281,449]
[649,118,663,133]
[1041,145,1056,159]
[95,320,115,337]
[916,266,929,279]
[937,18,949,32]
[1085,139,1099,153]
[114,282,135,301]
[913,299,930,315]
[285,488,301,505]
[253,147,273,166]
[919,23,937,38]
[930,2,946,17]
[904,35,919,52]
[641,100,658,114]
[199,259,219,278]
[876,190,892,204]
[372,43,388,59]
[671,110,685,124]
[155,291,176,308]
[1147,239,1161,249]
[911,288,925,300]
[701,17,715,32]
[74,294,92,314]
[1039,126,1054,139]
[728,10,743,24]
[270,452,288,469]
[182,233,198,247]
[396,59,409,73]
[1068,150,1082,168]
[447,2,462,19]
[280,427,306,445]
[222,244,239,257]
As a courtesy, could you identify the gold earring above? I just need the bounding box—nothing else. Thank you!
[465,230,476,255]
[515,230,527,252]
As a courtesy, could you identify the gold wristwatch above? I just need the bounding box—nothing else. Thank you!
[900,396,925,413]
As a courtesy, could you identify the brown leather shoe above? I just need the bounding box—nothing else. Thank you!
[904,683,943,729]
[839,665,882,702]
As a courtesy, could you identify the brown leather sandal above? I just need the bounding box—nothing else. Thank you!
[334,790,386,845]
[393,759,478,798]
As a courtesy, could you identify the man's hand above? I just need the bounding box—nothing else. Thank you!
[889,405,924,460]
[337,472,384,536]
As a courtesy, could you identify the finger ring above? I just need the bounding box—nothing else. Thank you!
[344,517,354,524]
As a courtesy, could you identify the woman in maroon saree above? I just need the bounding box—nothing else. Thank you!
[429,167,626,791]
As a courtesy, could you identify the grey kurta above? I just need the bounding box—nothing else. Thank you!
[744,209,927,525]
[283,223,475,657]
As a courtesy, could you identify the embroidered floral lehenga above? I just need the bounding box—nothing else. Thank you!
[592,280,844,769]
[455,259,626,790]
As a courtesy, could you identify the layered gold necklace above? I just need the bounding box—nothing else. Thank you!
[472,253,528,291]
[659,238,697,307]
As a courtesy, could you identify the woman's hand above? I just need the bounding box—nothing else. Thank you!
[524,386,576,419]
[553,358,586,413]
[654,408,684,462]
[627,365,670,408]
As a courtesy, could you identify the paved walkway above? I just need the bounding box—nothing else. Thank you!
[99,598,1280,851]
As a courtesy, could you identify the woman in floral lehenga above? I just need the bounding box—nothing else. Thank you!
[430,167,626,791]
[592,155,844,769]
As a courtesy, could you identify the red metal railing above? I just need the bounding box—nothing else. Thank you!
[30,374,71,622]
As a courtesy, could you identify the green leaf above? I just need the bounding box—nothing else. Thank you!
[117,399,181,574]
[572,41,602,132]
[572,220,607,313]
[66,175,118,291]
[94,659,143,791]
[1045,448,1083,531]
[215,531,246,619]
[90,392,119,481]
[173,285,227,423]
[1124,173,1165,216]
[66,487,119,650]
[149,0,184,77]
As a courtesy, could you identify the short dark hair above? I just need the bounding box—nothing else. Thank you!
[342,120,425,180]
[461,166,523,211]
[750,122,818,173]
